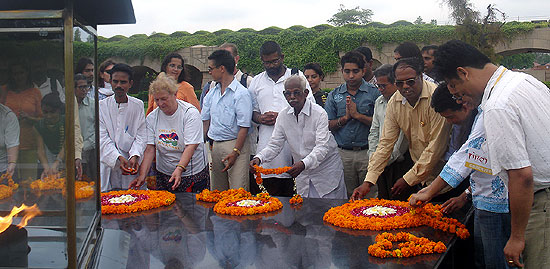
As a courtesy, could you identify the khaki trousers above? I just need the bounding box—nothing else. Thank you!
[338,148,377,198]
[210,138,250,191]
[523,188,550,269]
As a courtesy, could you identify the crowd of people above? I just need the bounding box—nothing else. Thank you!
[1,38,549,268]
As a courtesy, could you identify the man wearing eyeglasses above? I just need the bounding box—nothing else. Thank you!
[352,57,451,201]
[367,64,411,200]
[251,75,346,198]
[202,49,253,191]
[325,51,381,198]
[75,73,97,181]
[248,41,313,197]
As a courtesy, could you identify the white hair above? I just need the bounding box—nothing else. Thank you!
[284,74,307,91]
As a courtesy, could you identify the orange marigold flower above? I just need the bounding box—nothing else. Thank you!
[101,189,175,215]
[289,194,303,204]
[213,196,282,216]
[323,198,469,239]
[252,165,292,196]
[368,232,447,259]
[196,188,251,203]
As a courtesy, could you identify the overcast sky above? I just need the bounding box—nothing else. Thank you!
[97,0,550,37]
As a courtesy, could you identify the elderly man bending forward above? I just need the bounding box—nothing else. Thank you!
[251,75,346,199]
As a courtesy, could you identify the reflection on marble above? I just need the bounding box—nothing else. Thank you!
[100,193,469,269]
[0,188,98,268]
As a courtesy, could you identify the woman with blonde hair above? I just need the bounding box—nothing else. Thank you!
[146,53,200,115]
[130,73,208,192]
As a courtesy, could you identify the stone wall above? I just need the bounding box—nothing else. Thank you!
[114,27,550,91]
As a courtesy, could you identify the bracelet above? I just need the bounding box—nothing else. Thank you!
[337,117,343,127]
[176,164,187,172]
[233,148,241,156]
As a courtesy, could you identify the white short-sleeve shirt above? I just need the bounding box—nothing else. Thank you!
[0,104,19,173]
[481,66,550,191]
[146,100,206,176]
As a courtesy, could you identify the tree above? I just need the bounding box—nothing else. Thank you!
[414,16,425,25]
[442,0,480,25]
[535,53,550,64]
[443,0,506,60]
[327,4,373,26]
[501,53,536,69]
[74,28,82,42]
[86,35,94,43]
[430,19,437,25]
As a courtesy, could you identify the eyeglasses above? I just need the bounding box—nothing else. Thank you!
[76,85,90,90]
[377,83,389,90]
[395,77,418,88]
[451,94,463,101]
[262,57,281,66]
[283,90,303,97]
[168,63,184,70]
[208,65,219,72]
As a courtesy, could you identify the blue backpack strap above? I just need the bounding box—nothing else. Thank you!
[240,73,248,87]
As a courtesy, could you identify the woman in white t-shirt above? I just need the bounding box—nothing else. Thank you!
[130,73,209,192]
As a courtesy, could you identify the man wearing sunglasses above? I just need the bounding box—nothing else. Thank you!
[352,57,451,202]
[368,64,411,200]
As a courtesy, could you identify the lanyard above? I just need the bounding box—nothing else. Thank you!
[486,68,507,99]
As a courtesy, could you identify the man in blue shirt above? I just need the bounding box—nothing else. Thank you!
[325,51,381,197]
[201,50,253,191]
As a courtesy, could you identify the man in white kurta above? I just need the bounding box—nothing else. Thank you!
[248,41,313,196]
[252,75,346,199]
[99,64,146,191]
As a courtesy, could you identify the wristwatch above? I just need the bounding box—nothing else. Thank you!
[464,188,472,201]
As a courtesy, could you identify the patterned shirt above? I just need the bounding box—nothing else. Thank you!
[440,107,508,213]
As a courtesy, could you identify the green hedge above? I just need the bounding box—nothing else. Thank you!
[544,81,550,89]
[73,22,547,76]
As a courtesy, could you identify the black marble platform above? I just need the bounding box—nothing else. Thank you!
[99,193,471,269]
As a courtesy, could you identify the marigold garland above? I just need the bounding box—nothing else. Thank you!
[253,165,291,193]
[30,174,95,200]
[289,194,303,204]
[30,174,65,190]
[368,232,446,258]
[101,189,175,215]
[195,188,251,203]
[213,195,283,216]
[0,173,19,200]
[323,198,469,239]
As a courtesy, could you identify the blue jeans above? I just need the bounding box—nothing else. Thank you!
[474,209,512,269]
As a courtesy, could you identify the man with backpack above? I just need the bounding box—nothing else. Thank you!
[248,40,313,196]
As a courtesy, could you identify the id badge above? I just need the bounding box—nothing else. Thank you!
[465,144,493,175]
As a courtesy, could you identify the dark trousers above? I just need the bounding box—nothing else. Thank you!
[261,177,295,197]
[83,148,98,181]
[376,151,415,201]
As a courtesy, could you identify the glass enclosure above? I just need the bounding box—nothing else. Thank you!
[0,10,100,268]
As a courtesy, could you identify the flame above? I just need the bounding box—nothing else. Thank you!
[0,204,41,234]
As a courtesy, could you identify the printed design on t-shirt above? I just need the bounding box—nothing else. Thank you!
[158,129,180,149]
[467,137,484,150]
[491,176,505,197]
[162,229,182,242]
[334,93,344,102]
